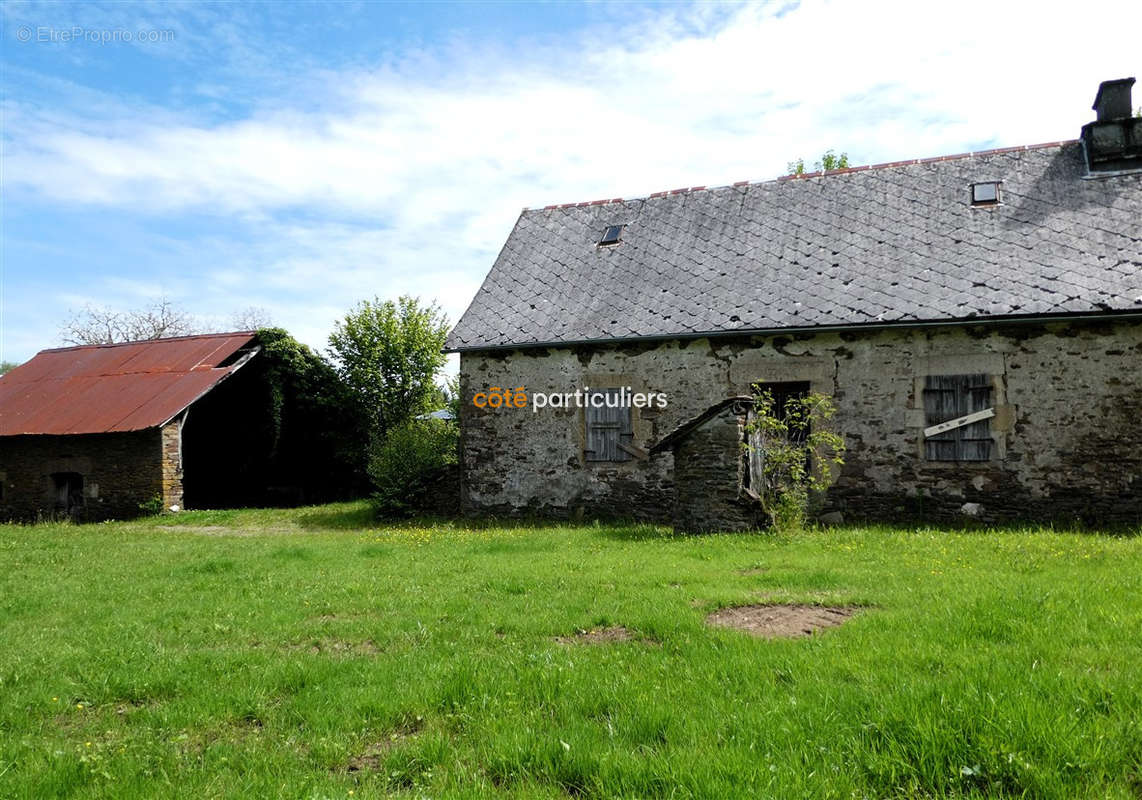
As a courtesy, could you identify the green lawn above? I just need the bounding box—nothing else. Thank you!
[1,504,1140,799]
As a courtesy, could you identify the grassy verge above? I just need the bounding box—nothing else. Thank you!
[1,503,1139,798]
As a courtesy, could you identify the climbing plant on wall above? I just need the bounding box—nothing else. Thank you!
[744,391,846,532]
[252,328,367,498]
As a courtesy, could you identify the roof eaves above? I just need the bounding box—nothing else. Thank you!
[39,330,258,355]
[445,308,1142,354]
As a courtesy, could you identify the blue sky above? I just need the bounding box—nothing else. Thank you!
[2,0,1139,364]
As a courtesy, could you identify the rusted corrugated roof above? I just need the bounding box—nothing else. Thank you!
[0,332,258,436]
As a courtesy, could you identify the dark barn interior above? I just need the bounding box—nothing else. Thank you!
[181,345,362,509]
[180,361,272,509]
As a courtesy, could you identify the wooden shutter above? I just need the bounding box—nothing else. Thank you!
[585,390,632,462]
[744,409,765,494]
[923,374,992,461]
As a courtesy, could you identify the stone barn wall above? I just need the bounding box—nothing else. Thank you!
[458,318,1142,525]
[161,418,185,512]
[670,403,766,533]
[0,423,182,521]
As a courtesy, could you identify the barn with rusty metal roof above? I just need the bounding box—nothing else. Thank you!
[449,78,1142,529]
[0,332,266,519]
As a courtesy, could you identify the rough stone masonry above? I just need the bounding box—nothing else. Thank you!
[460,319,1141,525]
[0,422,183,521]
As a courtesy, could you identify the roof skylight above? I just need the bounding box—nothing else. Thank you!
[970,181,1002,206]
[598,225,624,246]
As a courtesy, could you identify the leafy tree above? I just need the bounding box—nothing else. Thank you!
[786,150,851,176]
[0,361,18,376]
[744,390,845,532]
[327,296,449,439]
[60,298,199,345]
[443,373,461,420]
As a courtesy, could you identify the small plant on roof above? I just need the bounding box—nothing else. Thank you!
[744,391,845,532]
[786,150,851,176]
[817,150,850,172]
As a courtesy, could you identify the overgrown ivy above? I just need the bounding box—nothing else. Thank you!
[250,328,368,499]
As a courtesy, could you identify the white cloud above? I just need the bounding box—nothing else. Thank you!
[3,0,1140,361]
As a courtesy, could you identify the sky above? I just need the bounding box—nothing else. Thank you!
[2,0,1140,365]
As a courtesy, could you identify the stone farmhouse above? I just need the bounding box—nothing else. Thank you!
[0,332,262,520]
[446,78,1142,529]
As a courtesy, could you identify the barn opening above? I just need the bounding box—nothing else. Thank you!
[51,471,84,513]
[180,358,272,509]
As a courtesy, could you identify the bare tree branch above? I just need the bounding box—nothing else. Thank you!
[122,298,198,341]
[60,298,200,345]
[229,306,274,331]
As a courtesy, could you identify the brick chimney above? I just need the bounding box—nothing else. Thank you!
[1081,77,1141,173]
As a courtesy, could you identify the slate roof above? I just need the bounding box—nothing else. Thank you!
[0,332,258,436]
[446,141,1142,351]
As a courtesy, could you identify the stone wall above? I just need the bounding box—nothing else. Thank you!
[458,319,1142,526]
[0,426,178,521]
[160,418,184,511]
[671,404,765,533]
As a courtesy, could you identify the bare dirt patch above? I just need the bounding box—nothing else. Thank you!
[307,611,374,624]
[555,625,637,645]
[157,524,232,535]
[706,604,856,639]
[155,525,303,537]
[287,638,380,656]
[346,719,424,772]
[115,700,149,717]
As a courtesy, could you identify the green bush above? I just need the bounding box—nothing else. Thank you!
[744,390,845,533]
[137,494,165,517]
[368,418,458,516]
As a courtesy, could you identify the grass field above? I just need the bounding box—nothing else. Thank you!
[1,504,1140,799]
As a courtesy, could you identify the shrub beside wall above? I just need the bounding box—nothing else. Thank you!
[369,418,459,517]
